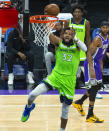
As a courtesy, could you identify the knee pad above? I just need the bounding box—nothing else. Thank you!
[28,83,49,101]
[61,103,70,119]
[88,85,98,101]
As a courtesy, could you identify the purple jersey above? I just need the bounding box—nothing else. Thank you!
[92,34,109,61]
[84,34,109,84]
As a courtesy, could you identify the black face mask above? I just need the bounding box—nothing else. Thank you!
[62,39,74,47]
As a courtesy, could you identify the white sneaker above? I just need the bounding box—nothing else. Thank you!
[8,73,14,85]
[27,71,35,84]
[96,93,103,99]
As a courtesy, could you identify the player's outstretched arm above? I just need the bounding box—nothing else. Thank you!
[49,33,61,46]
[87,36,102,78]
[74,35,87,52]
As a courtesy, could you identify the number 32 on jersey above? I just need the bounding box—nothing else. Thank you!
[62,54,72,62]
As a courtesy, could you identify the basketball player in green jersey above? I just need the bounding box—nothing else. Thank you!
[69,5,91,60]
[65,5,91,86]
[21,27,87,131]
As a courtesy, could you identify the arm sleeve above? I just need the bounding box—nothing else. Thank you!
[74,35,87,52]
[77,40,87,52]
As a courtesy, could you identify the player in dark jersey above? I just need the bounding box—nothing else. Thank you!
[72,21,109,123]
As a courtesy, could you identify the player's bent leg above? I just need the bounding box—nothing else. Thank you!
[88,86,98,102]
[86,85,104,123]
[28,83,49,104]
[21,83,49,122]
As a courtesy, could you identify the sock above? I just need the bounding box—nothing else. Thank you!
[75,94,88,104]
[60,128,65,131]
[87,105,94,118]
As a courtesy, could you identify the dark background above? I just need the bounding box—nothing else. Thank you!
[86,0,109,29]
[29,0,49,15]
[29,0,109,67]
[29,0,109,28]
[0,0,109,88]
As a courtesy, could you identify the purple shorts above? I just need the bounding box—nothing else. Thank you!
[84,59,102,85]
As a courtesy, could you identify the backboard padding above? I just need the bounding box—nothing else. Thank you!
[0,7,18,27]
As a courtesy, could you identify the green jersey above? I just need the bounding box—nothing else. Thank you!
[69,18,86,61]
[44,40,80,103]
[53,40,80,76]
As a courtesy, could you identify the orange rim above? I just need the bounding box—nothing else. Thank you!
[30,15,58,23]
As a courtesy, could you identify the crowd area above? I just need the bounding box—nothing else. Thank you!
[1,1,109,86]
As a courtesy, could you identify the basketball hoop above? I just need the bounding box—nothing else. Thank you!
[30,15,58,47]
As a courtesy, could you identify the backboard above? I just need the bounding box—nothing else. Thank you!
[0,7,18,28]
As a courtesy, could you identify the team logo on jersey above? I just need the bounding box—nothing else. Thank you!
[60,44,76,52]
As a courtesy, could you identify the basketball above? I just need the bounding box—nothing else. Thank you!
[44,4,60,16]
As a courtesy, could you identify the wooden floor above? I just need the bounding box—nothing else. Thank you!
[0,94,109,131]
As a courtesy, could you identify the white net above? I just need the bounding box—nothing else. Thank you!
[30,15,58,47]
[32,22,51,46]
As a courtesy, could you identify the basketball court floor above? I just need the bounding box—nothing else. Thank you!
[0,88,109,131]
